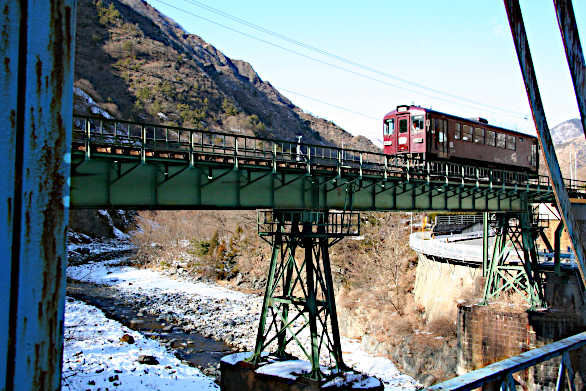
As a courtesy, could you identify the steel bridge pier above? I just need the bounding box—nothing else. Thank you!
[482,212,545,308]
[248,210,360,381]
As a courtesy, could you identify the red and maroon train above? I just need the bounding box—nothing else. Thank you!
[382,105,539,173]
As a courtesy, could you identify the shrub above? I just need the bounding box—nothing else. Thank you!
[222,98,238,116]
[96,0,120,25]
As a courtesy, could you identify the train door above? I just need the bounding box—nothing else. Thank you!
[531,141,538,169]
[397,114,410,153]
[383,117,396,154]
[438,119,448,158]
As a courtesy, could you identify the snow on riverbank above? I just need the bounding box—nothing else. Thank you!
[62,297,218,391]
[67,259,420,390]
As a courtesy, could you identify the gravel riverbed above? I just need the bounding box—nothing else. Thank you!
[66,255,420,390]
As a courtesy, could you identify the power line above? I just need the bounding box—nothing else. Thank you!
[171,0,529,119]
[275,86,379,121]
[149,0,529,119]
[76,54,380,123]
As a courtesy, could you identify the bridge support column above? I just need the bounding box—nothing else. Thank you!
[248,210,360,381]
[482,212,545,308]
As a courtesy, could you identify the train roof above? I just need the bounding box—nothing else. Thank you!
[383,105,536,139]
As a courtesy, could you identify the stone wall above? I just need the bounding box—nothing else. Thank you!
[457,304,585,389]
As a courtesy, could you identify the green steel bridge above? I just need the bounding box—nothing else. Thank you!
[70,115,586,382]
[70,115,586,212]
[3,0,586,389]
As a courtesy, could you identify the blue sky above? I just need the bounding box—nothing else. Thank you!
[146,0,585,144]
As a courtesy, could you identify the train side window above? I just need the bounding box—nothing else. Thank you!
[507,135,516,150]
[412,115,424,131]
[439,120,447,143]
[487,130,496,146]
[399,119,408,133]
[496,133,506,148]
[454,123,461,140]
[462,125,472,141]
[384,119,395,135]
[474,127,484,144]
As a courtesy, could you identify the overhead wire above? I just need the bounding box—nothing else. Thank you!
[75,54,380,124]
[274,86,380,121]
[149,0,530,120]
[179,0,528,118]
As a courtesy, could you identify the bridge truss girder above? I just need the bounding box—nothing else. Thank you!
[71,154,548,212]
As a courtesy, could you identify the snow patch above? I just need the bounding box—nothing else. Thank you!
[67,261,248,301]
[66,258,419,390]
[255,360,314,380]
[74,87,113,119]
[62,297,218,390]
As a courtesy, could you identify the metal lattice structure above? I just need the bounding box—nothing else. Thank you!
[248,210,359,380]
[482,212,545,308]
[70,115,586,212]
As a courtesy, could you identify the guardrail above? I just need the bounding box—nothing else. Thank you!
[427,331,585,390]
[72,114,586,194]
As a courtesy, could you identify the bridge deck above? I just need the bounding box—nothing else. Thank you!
[70,116,586,211]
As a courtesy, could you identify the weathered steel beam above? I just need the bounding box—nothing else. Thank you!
[1,1,76,390]
[553,0,586,137]
[504,0,586,285]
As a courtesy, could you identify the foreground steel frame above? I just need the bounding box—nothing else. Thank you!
[1,1,76,390]
[427,331,585,390]
[248,210,359,381]
[505,0,586,286]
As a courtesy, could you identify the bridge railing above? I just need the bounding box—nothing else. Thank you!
[72,115,586,194]
[427,331,585,390]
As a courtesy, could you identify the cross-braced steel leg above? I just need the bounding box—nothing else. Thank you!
[482,212,545,308]
[248,210,359,381]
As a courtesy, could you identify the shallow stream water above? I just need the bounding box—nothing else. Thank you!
[67,279,233,373]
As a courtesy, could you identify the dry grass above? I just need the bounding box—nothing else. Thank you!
[332,213,427,342]
[131,210,269,282]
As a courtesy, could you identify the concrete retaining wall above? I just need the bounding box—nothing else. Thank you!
[413,253,482,323]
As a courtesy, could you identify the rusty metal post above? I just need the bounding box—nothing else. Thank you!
[553,0,586,137]
[1,1,76,390]
[504,0,586,286]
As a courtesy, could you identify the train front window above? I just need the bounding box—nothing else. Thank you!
[384,119,395,135]
[412,115,424,131]
[399,119,408,133]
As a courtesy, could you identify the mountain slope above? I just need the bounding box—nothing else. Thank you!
[550,119,586,180]
[74,0,378,152]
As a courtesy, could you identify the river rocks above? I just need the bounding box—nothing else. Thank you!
[138,355,159,365]
[421,374,437,387]
[120,334,135,344]
[129,319,145,328]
